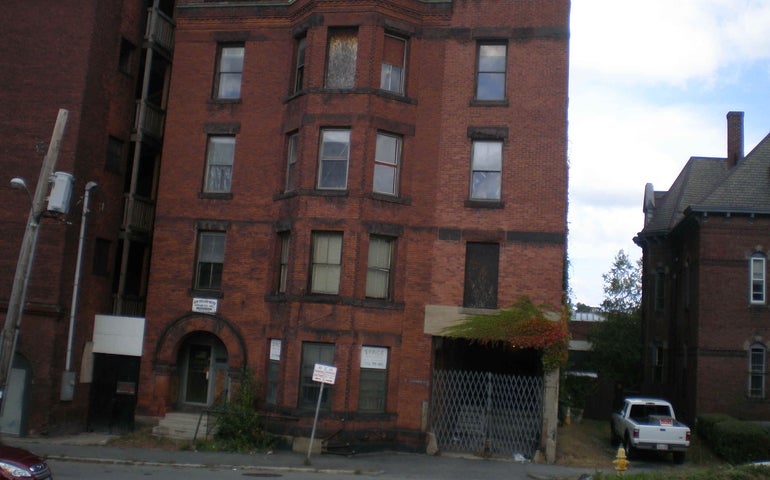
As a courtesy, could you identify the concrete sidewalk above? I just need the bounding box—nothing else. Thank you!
[2,433,601,479]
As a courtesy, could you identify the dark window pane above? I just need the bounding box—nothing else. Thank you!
[463,242,499,309]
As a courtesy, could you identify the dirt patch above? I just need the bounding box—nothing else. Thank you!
[555,418,724,468]
[556,419,617,468]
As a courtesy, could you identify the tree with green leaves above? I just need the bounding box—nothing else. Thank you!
[587,250,642,390]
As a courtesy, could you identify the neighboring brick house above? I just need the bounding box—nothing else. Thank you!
[0,0,174,435]
[635,112,770,424]
[139,0,569,457]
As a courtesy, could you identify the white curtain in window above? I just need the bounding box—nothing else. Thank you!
[366,237,392,298]
[206,137,235,192]
[312,233,342,294]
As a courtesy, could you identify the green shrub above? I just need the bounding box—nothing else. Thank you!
[210,368,276,452]
[708,420,770,465]
[697,413,736,442]
[590,465,770,479]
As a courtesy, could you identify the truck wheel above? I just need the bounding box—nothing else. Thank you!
[673,451,685,464]
[623,434,636,460]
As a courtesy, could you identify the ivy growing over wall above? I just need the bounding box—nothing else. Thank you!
[442,296,569,372]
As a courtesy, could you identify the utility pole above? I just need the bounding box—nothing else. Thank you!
[0,109,69,412]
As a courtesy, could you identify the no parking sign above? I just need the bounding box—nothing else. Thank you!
[312,363,337,384]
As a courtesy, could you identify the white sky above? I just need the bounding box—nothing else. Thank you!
[568,0,770,306]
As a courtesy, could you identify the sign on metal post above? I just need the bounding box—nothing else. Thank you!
[312,363,337,385]
[306,363,337,464]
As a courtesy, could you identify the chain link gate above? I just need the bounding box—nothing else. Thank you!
[430,370,544,458]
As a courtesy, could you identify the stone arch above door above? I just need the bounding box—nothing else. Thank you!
[153,313,247,369]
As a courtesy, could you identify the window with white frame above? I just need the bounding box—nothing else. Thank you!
[470,140,502,200]
[300,342,335,409]
[373,132,401,195]
[366,235,394,299]
[358,346,388,413]
[311,232,343,294]
[195,231,225,290]
[749,343,766,398]
[293,36,306,94]
[380,34,406,94]
[751,254,766,304]
[317,129,350,189]
[476,43,507,101]
[286,132,298,192]
[214,44,245,99]
[204,136,235,193]
[325,28,357,89]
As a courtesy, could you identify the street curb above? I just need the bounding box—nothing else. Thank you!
[43,454,385,476]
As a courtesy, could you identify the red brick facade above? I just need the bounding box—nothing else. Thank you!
[140,0,569,449]
[0,0,156,434]
[636,113,770,424]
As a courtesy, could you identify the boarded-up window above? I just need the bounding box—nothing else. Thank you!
[463,242,499,309]
[325,29,357,89]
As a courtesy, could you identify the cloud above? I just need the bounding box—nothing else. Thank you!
[571,0,770,88]
[566,0,770,306]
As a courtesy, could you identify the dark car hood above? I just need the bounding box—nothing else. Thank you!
[0,445,44,467]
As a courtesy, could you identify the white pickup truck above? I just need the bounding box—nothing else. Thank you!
[610,397,691,464]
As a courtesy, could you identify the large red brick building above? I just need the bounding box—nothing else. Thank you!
[139,0,569,457]
[635,112,770,424]
[0,0,174,435]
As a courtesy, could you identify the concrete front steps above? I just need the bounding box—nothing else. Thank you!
[151,412,217,441]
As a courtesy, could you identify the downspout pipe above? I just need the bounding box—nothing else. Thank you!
[65,181,98,372]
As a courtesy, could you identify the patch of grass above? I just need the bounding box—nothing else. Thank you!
[590,465,770,479]
[106,427,189,451]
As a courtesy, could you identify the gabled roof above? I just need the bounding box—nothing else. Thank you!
[690,132,770,213]
[639,157,727,235]
[638,131,770,239]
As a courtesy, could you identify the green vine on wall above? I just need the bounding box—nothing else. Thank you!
[441,296,569,372]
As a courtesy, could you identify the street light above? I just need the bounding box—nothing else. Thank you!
[9,178,28,192]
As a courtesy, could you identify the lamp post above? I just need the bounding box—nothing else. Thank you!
[0,109,69,412]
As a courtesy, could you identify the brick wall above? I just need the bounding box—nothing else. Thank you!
[141,0,569,446]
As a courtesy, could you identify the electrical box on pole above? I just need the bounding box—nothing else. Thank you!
[47,171,74,214]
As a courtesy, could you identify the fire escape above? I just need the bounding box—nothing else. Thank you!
[113,2,174,316]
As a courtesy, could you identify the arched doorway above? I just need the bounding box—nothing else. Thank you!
[177,332,229,409]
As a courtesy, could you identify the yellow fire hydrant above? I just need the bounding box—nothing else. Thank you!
[613,446,629,474]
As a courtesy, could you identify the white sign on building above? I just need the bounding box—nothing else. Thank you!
[270,339,282,361]
[360,346,388,369]
[192,298,218,313]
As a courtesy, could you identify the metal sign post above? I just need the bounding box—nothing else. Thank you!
[305,363,337,465]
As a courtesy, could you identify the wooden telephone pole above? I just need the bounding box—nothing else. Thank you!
[0,109,69,412]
